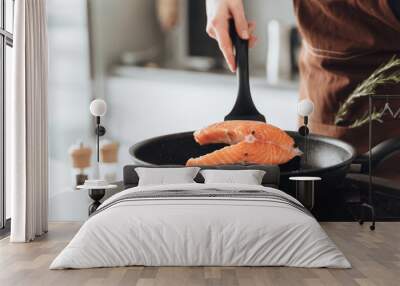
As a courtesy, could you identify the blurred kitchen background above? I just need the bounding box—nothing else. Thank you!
[47,0,300,220]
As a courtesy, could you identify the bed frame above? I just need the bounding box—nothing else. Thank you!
[123,164,280,189]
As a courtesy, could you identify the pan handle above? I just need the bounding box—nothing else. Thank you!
[224,19,265,122]
[353,137,400,173]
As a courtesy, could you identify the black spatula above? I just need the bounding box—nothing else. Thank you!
[224,19,266,122]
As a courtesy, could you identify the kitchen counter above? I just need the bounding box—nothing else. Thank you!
[112,66,299,91]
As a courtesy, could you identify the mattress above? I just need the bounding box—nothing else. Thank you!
[50,183,350,269]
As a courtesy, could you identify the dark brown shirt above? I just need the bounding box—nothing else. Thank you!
[294,0,400,153]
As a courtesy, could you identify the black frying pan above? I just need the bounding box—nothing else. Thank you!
[129,131,355,187]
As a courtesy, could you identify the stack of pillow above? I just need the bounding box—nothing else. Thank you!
[135,167,266,186]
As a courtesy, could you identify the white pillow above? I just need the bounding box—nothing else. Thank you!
[135,167,200,186]
[200,169,266,185]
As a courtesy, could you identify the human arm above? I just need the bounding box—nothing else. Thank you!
[205,0,257,72]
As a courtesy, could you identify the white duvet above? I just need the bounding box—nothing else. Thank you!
[50,183,350,269]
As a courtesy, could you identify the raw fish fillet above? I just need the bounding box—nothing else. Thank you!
[186,120,301,166]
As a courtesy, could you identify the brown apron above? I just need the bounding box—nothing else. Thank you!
[294,0,400,179]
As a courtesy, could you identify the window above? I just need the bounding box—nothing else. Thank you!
[0,0,13,232]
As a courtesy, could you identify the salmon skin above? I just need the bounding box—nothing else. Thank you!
[186,120,301,166]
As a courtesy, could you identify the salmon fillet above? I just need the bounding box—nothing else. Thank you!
[194,120,295,147]
[187,120,301,166]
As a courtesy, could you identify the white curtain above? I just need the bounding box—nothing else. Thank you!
[9,0,48,242]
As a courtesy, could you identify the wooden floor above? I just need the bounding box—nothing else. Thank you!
[0,222,399,286]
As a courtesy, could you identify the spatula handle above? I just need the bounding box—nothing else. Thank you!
[224,19,265,122]
[229,20,250,93]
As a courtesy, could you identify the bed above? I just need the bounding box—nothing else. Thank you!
[50,165,350,269]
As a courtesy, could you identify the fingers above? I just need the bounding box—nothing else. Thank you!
[208,21,257,47]
[205,0,257,72]
[206,7,235,72]
[249,35,257,48]
[248,21,256,34]
[214,23,235,72]
[229,0,249,39]
[206,23,216,39]
[248,21,257,48]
